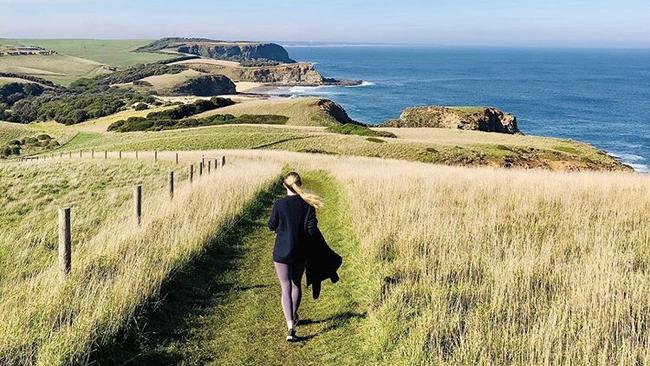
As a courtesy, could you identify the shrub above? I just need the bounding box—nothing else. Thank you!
[37,134,52,141]
[10,145,20,155]
[133,80,153,87]
[134,103,149,111]
[236,114,289,125]
[22,137,38,145]
[327,123,396,138]
[366,137,385,143]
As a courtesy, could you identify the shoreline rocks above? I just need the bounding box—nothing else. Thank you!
[381,106,520,134]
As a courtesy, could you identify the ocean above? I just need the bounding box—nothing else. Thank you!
[273,46,650,172]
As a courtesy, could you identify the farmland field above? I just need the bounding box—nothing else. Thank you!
[0,39,173,67]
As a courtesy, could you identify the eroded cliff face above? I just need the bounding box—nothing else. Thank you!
[170,75,236,96]
[177,42,295,64]
[240,63,324,85]
[184,62,325,85]
[381,106,520,134]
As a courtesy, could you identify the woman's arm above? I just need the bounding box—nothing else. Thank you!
[305,205,318,236]
[268,202,279,232]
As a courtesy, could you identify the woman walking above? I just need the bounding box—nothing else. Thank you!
[268,172,323,342]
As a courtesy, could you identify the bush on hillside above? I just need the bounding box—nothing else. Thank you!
[107,113,288,132]
[4,89,147,124]
[0,82,45,106]
[326,123,397,138]
[234,114,289,125]
[147,97,234,120]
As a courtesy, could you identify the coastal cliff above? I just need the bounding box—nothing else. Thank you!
[381,106,519,134]
[138,38,295,63]
[179,60,348,86]
[170,74,236,96]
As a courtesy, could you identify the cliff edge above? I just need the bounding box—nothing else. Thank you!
[381,106,519,134]
[138,38,295,64]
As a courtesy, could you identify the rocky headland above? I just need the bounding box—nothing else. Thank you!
[138,38,295,64]
[381,106,520,134]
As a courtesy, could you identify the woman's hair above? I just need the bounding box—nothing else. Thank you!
[283,172,323,208]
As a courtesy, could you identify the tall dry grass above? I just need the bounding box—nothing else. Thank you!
[0,157,281,365]
[328,161,650,365]
[227,149,650,365]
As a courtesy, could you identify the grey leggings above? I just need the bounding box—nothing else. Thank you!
[274,261,306,322]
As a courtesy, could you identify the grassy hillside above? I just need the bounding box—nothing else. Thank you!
[0,39,172,67]
[0,156,281,365]
[1,150,646,364]
[0,54,110,86]
[0,121,30,145]
[195,97,347,127]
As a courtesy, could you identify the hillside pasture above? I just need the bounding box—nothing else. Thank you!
[0,39,173,67]
[194,97,341,127]
[0,54,110,86]
[116,69,207,94]
[0,156,281,365]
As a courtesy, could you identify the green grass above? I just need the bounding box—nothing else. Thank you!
[44,122,628,172]
[195,97,341,127]
[0,39,173,67]
[0,54,108,86]
[0,159,179,289]
[93,171,370,365]
[327,123,396,138]
[0,121,29,146]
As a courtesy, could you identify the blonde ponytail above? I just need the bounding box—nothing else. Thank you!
[283,172,323,209]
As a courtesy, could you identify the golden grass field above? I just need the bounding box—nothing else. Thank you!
[226,150,650,365]
[0,54,110,86]
[0,155,281,365]
[0,149,648,364]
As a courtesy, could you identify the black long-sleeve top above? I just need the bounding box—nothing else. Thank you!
[268,195,318,264]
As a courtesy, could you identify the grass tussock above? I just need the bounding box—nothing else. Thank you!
[0,157,281,365]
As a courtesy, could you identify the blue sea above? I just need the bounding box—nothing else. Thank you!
[275,46,650,172]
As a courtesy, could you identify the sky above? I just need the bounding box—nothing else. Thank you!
[0,0,649,47]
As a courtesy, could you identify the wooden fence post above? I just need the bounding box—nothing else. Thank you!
[208,160,212,174]
[136,151,139,160]
[134,185,142,226]
[104,150,107,159]
[79,150,82,158]
[221,156,226,167]
[175,153,179,165]
[199,162,203,176]
[119,151,122,159]
[91,150,95,159]
[155,151,158,162]
[189,164,194,183]
[58,207,71,281]
[168,171,175,200]
[60,152,63,158]
[69,151,72,158]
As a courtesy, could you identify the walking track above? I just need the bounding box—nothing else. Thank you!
[94,172,368,366]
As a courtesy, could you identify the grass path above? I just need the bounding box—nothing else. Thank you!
[94,171,368,365]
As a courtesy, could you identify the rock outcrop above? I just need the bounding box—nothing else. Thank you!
[317,99,361,125]
[138,38,295,63]
[170,75,236,96]
[381,106,519,134]
[240,63,324,85]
